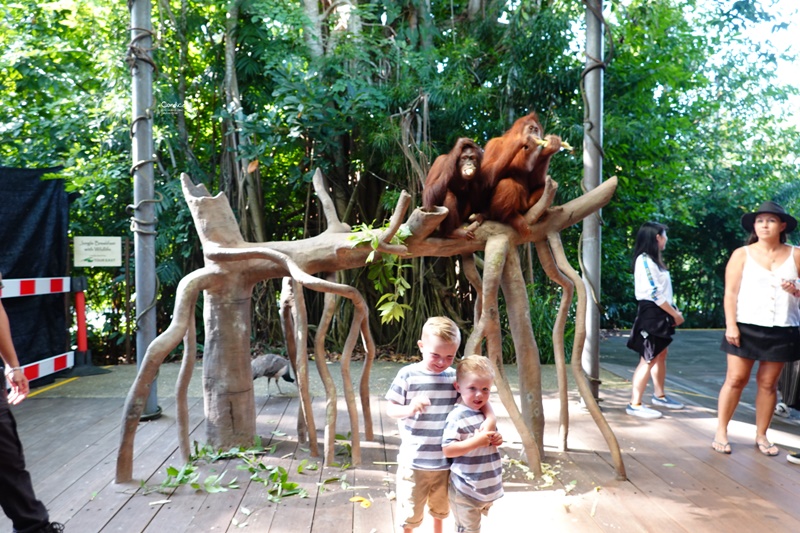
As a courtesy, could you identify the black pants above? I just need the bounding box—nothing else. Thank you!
[0,389,50,533]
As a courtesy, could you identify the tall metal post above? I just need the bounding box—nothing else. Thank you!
[130,0,160,418]
[582,0,604,400]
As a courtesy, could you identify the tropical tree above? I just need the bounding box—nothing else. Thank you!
[1,0,797,362]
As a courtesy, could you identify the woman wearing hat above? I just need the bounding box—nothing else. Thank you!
[713,201,800,455]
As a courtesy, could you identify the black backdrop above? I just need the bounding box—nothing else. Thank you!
[0,166,68,366]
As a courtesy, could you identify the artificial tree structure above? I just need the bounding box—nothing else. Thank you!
[115,169,625,483]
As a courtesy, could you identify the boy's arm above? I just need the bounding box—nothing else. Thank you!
[479,399,496,431]
[443,431,497,458]
[386,396,430,419]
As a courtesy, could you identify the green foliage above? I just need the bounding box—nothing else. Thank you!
[348,222,412,324]
[148,464,237,494]
[142,438,312,502]
[333,432,353,468]
[499,283,575,365]
[1,0,798,359]
[598,0,799,327]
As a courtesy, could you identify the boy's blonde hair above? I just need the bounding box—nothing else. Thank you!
[421,316,461,345]
[456,354,495,383]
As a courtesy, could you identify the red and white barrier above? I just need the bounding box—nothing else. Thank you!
[2,277,79,383]
[19,352,75,381]
[0,277,71,298]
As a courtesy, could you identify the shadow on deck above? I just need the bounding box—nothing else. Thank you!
[4,342,800,532]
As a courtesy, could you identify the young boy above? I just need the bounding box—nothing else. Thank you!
[442,355,504,533]
[385,317,495,533]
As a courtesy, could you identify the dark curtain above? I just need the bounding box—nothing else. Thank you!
[0,166,68,365]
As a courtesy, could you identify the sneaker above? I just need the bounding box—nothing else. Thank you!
[37,523,65,533]
[626,403,662,419]
[651,395,685,410]
[775,402,791,418]
[788,452,800,465]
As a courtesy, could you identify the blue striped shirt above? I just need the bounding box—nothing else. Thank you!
[442,403,504,502]
[385,363,458,470]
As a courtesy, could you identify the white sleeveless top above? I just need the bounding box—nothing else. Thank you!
[737,246,800,327]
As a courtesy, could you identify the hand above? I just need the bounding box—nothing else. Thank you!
[5,369,29,405]
[474,429,502,448]
[781,279,800,297]
[408,396,430,416]
[673,311,685,327]
[725,325,741,348]
[541,134,563,156]
[488,431,503,447]
[471,430,495,448]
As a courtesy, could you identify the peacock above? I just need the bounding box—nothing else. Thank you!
[251,353,295,396]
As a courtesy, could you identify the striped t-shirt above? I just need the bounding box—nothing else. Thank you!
[385,362,458,470]
[442,403,504,502]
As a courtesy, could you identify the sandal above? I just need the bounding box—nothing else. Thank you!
[756,440,779,456]
[711,440,731,454]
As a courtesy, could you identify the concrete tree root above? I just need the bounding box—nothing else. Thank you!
[549,232,627,481]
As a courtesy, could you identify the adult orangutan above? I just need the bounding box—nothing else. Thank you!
[422,137,484,240]
[482,112,562,238]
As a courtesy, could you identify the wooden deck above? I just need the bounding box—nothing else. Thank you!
[4,367,800,533]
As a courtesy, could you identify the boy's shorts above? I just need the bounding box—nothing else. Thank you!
[448,479,494,533]
[395,465,450,529]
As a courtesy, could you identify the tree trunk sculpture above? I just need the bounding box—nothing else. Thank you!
[115,168,625,483]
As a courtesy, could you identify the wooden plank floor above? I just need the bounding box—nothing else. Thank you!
[3,370,800,532]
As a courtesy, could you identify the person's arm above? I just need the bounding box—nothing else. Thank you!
[385,396,430,419]
[443,431,497,458]
[781,280,800,297]
[479,400,496,431]
[658,301,684,327]
[446,403,504,458]
[0,299,29,405]
[781,246,800,297]
[443,409,504,458]
[723,247,746,347]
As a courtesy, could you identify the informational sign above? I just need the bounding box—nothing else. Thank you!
[74,236,122,267]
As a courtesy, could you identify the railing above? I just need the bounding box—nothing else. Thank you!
[1,276,88,382]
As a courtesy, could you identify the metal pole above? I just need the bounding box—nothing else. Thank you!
[124,237,131,364]
[130,0,160,419]
[582,0,604,400]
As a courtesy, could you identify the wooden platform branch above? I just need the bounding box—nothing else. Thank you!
[377,190,411,255]
[404,205,448,242]
[116,267,217,482]
[525,176,558,225]
[202,244,376,464]
[548,232,626,480]
[312,168,350,233]
[535,242,572,451]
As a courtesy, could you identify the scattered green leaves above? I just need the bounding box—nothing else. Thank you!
[334,432,354,465]
[141,439,309,502]
[296,458,319,474]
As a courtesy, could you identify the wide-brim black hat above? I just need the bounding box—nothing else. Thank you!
[741,201,797,234]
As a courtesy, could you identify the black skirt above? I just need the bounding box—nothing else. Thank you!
[719,322,800,363]
[627,301,676,362]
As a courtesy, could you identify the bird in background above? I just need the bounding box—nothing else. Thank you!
[251,353,295,396]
